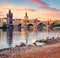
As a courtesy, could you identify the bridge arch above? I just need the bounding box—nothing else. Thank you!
[37,23,46,31]
[27,24,34,31]
[49,22,56,30]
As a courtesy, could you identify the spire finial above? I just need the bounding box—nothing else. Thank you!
[25,12,27,16]
[9,9,11,14]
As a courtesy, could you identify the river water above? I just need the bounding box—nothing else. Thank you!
[0,27,60,49]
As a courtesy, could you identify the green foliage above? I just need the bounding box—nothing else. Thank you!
[2,22,7,32]
[53,24,60,27]
[2,22,7,28]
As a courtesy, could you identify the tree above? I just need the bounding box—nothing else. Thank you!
[2,22,7,28]
[53,24,60,27]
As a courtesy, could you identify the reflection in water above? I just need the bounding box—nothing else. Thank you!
[0,30,1,38]
[17,24,21,32]
[7,26,13,48]
[37,23,44,31]
[2,27,7,32]
[0,26,60,49]
[22,27,28,44]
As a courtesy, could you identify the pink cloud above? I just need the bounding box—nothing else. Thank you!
[0,14,5,16]
[29,0,58,11]
[2,8,18,10]
[0,12,4,13]
[29,0,49,6]
[2,7,36,12]
[40,6,58,11]
[24,8,36,11]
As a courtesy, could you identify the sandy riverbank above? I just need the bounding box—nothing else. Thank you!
[0,43,60,58]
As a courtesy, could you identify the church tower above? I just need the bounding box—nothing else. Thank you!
[24,12,28,22]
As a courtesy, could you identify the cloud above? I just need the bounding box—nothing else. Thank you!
[0,3,36,12]
[1,7,36,12]
[0,12,4,13]
[24,8,36,12]
[0,14,5,16]
[0,4,36,18]
[40,6,58,11]
[29,0,58,11]
[29,0,49,7]
[0,3,60,20]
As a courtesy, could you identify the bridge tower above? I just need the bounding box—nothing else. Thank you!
[7,10,13,26]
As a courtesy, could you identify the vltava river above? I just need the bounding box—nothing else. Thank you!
[0,27,60,49]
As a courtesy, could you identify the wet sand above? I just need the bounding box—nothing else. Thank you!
[0,43,60,58]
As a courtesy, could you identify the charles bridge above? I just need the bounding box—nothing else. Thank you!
[0,10,60,31]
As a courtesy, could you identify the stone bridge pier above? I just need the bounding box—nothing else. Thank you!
[44,21,56,31]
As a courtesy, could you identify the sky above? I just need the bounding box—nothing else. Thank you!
[0,0,60,21]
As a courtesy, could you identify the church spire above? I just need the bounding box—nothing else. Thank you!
[25,12,27,16]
